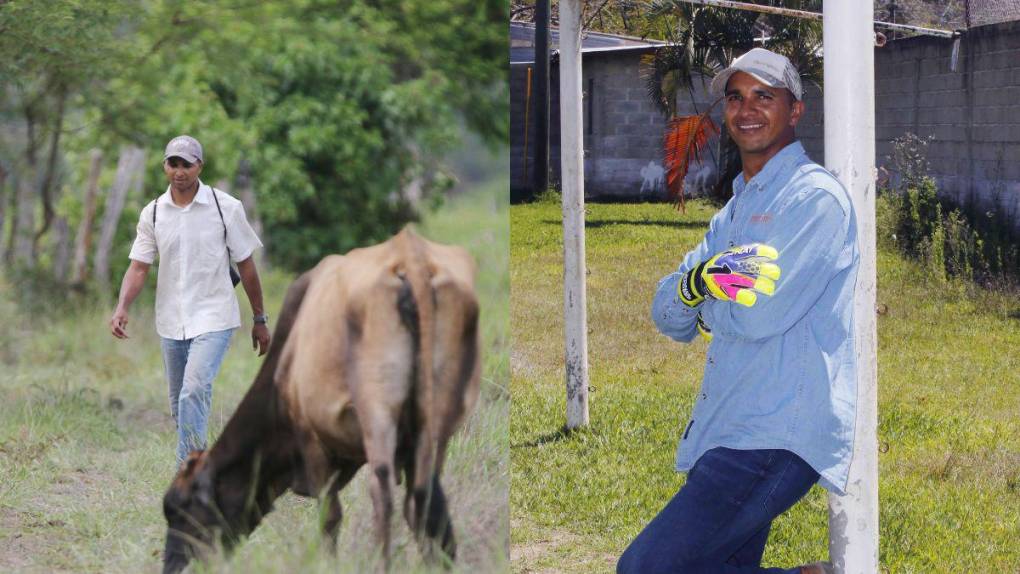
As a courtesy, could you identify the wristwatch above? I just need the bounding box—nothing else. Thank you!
[253,314,269,325]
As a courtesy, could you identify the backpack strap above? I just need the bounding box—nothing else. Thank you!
[209,187,233,261]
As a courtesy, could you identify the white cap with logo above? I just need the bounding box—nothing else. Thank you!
[163,135,204,163]
[710,48,803,101]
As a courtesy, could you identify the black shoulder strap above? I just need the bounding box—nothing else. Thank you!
[210,187,232,258]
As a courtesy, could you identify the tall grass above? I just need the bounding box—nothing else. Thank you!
[510,200,1020,573]
[0,178,508,573]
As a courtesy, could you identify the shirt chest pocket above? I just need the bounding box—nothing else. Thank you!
[728,203,777,246]
[197,225,228,263]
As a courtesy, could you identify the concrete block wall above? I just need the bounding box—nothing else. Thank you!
[573,52,722,201]
[512,20,1020,228]
[797,20,1020,231]
[511,50,721,201]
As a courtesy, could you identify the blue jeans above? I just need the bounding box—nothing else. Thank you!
[160,329,234,464]
[617,447,820,574]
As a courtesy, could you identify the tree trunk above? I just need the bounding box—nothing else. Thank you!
[11,104,40,267]
[94,146,145,295]
[33,86,67,252]
[12,170,37,267]
[51,216,71,281]
[2,171,14,265]
[234,159,267,270]
[0,162,7,262]
[71,149,103,285]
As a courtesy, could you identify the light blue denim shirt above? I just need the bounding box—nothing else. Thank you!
[651,141,860,495]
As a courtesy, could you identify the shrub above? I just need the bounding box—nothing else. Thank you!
[883,133,1019,289]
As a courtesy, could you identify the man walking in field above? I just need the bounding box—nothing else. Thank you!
[109,135,270,466]
[616,49,859,574]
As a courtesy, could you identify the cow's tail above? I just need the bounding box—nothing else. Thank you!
[396,227,437,485]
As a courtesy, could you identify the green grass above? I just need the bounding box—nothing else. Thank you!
[0,178,508,573]
[510,199,1020,573]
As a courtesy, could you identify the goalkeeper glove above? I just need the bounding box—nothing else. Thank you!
[678,244,781,308]
[696,313,712,342]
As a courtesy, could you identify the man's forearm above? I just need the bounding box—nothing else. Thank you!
[236,257,264,316]
[116,262,150,312]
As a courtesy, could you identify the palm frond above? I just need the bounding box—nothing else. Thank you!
[663,110,719,212]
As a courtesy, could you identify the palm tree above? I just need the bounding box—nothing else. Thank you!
[641,0,823,210]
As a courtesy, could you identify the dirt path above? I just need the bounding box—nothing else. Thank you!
[0,401,170,573]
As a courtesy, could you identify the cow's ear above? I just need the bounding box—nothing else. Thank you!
[179,450,205,479]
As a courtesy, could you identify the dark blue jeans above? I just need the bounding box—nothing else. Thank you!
[617,447,820,574]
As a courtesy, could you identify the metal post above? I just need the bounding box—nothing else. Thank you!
[533,0,551,196]
[524,67,532,183]
[823,2,879,573]
[679,0,957,38]
[559,0,589,429]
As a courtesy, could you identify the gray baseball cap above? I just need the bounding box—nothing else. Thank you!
[163,135,204,163]
[710,48,803,101]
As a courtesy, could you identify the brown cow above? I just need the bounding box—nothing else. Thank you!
[161,227,480,574]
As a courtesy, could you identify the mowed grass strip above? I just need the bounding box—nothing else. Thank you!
[510,198,1020,574]
[0,178,508,574]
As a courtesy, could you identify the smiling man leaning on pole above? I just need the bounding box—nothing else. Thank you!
[616,48,860,574]
[108,135,270,467]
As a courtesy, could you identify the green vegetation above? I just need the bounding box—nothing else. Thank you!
[1,0,506,274]
[0,179,508,573]
[880,133,1020,287]
[511,200,1020,573]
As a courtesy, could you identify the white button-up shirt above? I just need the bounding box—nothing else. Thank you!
[129,181,263,340]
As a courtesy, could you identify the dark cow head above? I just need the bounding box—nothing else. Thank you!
[162,449,277,574]
[161,451,230,574]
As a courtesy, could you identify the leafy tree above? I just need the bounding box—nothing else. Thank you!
[1,0,508,277]
[0,0,135,262]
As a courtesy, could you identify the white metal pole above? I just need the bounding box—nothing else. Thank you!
[823,2,879,573]
[559,0,590,429]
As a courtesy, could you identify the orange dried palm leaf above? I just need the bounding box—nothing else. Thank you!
[663,112,719,212]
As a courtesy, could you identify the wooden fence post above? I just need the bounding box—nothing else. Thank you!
[235,159,266,270]
[71,149,104,285]
[94,146,145,296]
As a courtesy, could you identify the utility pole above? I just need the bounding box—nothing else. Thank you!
[823,2,879,573]
[559,0,589,429]
[533,0,551,197]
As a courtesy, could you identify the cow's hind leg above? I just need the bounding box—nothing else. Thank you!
[403,464,457,566]
[354,275,418,571]
[361,415,399,573]
[321,463,359,553]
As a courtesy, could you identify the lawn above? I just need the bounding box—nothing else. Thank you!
[510,197,1020,573]
[0,178,508,573]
